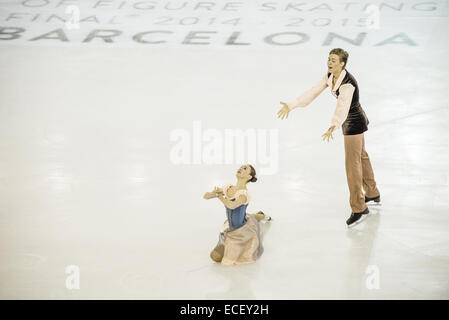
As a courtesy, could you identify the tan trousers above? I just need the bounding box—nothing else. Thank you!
[343,133,380,213]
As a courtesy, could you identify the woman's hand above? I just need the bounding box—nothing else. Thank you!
[203,192,216,199]
[277,102,290,120]
[213,187,223,196]
[203,187,223,199]
[321,126,335,142]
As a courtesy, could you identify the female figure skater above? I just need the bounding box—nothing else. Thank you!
[277,48,380,227]
[203,164,271,266]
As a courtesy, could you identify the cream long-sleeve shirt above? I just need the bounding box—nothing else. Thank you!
[286,69,355,129]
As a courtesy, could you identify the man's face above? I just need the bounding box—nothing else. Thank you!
[328,54,344,73]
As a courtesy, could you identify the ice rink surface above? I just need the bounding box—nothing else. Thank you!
[0,0,449,299]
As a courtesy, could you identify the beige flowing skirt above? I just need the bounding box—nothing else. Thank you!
[212,214,264,266]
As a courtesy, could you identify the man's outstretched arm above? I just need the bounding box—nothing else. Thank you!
[286,73,329,111]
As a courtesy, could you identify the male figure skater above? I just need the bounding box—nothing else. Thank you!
[277,48,380,227]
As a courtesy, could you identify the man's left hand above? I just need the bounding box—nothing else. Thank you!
[321,126,335,142]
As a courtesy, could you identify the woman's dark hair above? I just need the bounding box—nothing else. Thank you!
[329,48,349,68]
[248,164,257,183]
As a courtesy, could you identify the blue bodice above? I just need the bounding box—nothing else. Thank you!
[226,199,248,230]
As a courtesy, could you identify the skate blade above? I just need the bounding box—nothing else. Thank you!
[367,202,381,207]
[347,214,368,228]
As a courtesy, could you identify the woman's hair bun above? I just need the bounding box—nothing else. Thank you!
[247,164,257,183]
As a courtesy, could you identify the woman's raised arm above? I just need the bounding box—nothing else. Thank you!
[217,194,247,210]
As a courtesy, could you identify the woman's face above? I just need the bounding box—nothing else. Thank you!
[328,54,344,73]
[236,164,252,181]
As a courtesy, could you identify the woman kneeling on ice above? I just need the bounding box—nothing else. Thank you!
[203,164,271,266]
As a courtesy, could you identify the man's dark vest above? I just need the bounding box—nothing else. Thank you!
[328,70,369,135]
